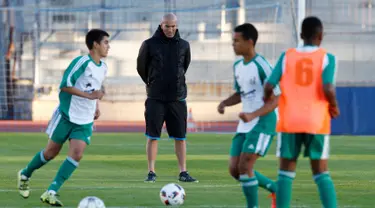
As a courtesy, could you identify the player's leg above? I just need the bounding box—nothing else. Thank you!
[249,132,277,208]
[144,98,165,182]
[305,134,337,208]
[229,133,246,180]
[166,100,197,182]
[18,140,62,199]
[276,133,303,208]
[229,157,240,179]
[18,111,68,198]
[251,133,277,194]
[41,123,92,206]
[238,152,259,208]
[238,131,275,207]
[166,100,187,172]
[47,139,86,194]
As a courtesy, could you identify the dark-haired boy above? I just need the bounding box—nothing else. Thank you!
[217,23,279,208]
[265,16,339,208]
[17,29,110,206]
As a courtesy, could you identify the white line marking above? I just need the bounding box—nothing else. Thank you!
[2,206,362,208]
[0,184,241,192]
[0,206,247,208]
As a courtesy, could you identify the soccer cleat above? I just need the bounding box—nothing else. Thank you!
[40,191,63,207]
[144,171,157,183]
[268,192,276,208]
[17,170,30,198]
[178,171,199,183]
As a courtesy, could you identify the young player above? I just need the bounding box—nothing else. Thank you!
[217,23,279,208]
[264,16,339,208]
[17,29,110,206]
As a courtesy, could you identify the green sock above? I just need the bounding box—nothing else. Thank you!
[21,150,49,178]
[48,157,78,192]
[239,174,258,208]
[254,170,277,193]
[276,170,295,208]
[314,172,337,208]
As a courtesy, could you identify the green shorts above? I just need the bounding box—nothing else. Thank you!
[230,131,274,157]
[45,110,93,145]
[276,133,330,160]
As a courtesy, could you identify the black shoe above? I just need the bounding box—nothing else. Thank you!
[144,171,156,183]
[178,171,199,183]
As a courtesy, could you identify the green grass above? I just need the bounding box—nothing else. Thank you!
[0,133,374,207]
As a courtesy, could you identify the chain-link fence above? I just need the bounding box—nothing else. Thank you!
[308,0,375,85]
[7,0,372,121]
[0,0,299,120]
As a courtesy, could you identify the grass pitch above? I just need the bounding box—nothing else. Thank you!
[0,133,374,207]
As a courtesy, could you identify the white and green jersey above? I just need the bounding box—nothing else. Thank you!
[233,54,280,133]
[58,55,107,125]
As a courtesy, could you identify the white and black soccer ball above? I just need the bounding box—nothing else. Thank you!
[77,196,106,208]
[160,183,186,206]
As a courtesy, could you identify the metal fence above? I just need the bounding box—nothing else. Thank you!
[308,0,375,85]
[2,0,373,120]
[6,0,296,99]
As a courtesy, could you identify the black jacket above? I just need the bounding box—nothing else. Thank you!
[136,25,191,102]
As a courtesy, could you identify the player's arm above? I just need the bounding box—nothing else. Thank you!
[264,52,284,101]
[218,62,242,114]
[217,84,241,114]
[60,59,103,100]
[239,93,279,122]
[94,85,106,120]
[94,100,100,120]
[184,42,191,73]
[220,92,241,107]
[136,41,149,84]
[322,53,340,118]
[60,87,103,100]
[217,92,241,114]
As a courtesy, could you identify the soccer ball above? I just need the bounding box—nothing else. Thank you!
[160,183,186,206]
[77,196,106,208]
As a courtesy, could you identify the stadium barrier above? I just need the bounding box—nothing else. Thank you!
[331,87,375,136]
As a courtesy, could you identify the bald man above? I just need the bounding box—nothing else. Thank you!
[137,13,197,183]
